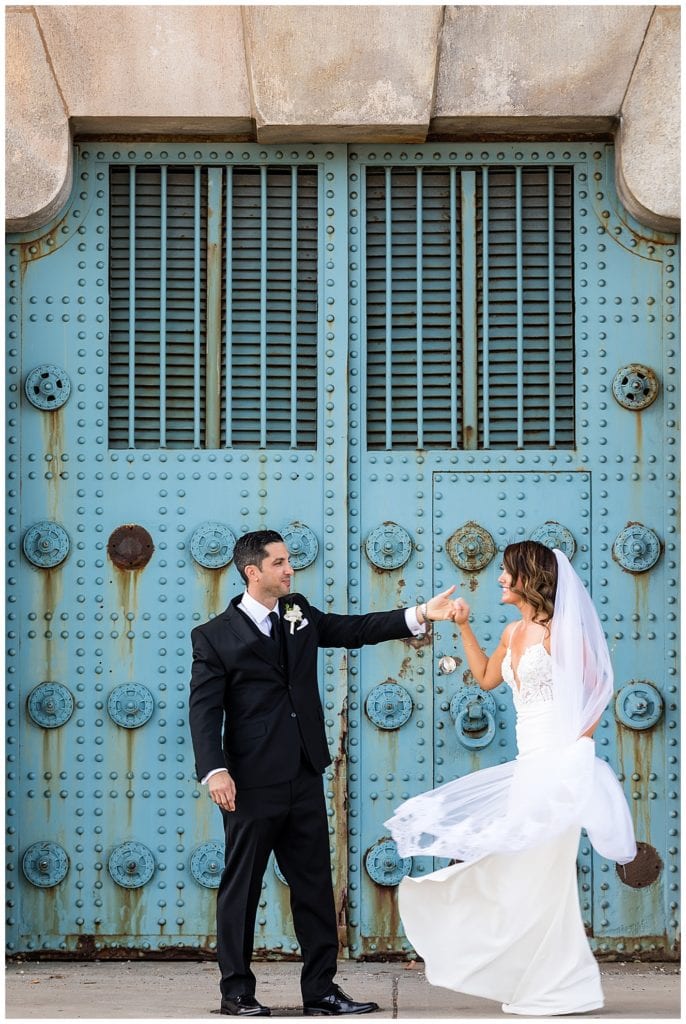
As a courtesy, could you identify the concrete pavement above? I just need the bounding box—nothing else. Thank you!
[4,960,680,1020]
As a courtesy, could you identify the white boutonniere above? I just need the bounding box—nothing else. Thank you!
[283,603,306,635]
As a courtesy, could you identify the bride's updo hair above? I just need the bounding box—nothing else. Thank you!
[503,541,557,626]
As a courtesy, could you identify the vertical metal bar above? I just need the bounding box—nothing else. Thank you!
[290,166,298,448]
[515,165,524,448]
[159,166,167,447]
[449,167,458,449]
[205,167,223,449]
[193,165,201,448]
[416,168,424,450]
[128,166,136,448]
[225,167,233,447]
[385,167,393,449]
[482,167,490,448]
[461,171,478,449]
[548,166,556,447]
[260,165,268,448]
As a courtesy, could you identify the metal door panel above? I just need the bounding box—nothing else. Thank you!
[7,143,352,956]
[348,143,678,961]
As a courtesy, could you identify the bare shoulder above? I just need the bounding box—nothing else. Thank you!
[500,621,518,648]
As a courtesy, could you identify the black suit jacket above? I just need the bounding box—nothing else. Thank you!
[189,593,412,788]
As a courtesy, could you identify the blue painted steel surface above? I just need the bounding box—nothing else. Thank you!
[6,142,679,963]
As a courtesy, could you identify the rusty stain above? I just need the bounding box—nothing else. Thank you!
[403,625,432,651]
[468,576,479,592]
[634,413,643,462]
[111,565,141,671]
[397,656,412,680]
[616,842,664,889]
[199,565,228,620]
[331,695,349,948]
[41,411,66,521]
[41,568,63,684]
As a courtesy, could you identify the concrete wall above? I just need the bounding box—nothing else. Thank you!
[5,4,680,232]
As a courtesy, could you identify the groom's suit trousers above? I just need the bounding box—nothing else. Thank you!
[217,756,338,1001]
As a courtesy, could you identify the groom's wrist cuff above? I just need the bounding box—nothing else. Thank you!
[201,767,229,785]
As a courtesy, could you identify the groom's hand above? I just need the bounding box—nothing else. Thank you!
[209,770,237,812]
[425,585,458,621]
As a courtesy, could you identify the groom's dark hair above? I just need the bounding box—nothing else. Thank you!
[234,529,284,583]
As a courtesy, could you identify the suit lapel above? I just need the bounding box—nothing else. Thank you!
[224,599,283,671]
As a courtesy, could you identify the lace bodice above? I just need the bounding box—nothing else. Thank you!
[502,643,553,706]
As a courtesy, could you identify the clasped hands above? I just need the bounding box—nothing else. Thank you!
[419,586,471,626]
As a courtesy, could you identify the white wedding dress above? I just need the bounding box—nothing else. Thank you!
[396,642,604,1016]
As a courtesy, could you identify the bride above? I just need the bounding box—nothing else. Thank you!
[386,541,636,1016]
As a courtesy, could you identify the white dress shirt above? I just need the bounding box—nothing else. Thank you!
[201,594,425,784]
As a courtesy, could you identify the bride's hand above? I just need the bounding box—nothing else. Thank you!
[451,598,470,625]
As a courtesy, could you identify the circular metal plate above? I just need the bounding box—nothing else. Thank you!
[365,523,413,570]
[365,683,414,730]
[365,839,412,887]
[107,684,155,729]
[281,522,319,570]
[450,689,497,749]
[615,682,664,731]
[190,842,224,889]
[612,364,659,411]
[22,521,70,568]
[189,522,236,569]
[612,524,661,573]
[529,522,577,561]
[616,842,663,889]
[446,522,496,572]
[108,841,155,888]
[107,524,155,570]
[22,841,69,888]
[24,364,72,411]
[27,682,74,729]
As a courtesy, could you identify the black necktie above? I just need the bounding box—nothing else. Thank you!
[268,611,281,652]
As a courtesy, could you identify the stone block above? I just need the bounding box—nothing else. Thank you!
[433,5,653,130]
[35,4,252,132]
[5,9,71,232]
[243,5,443,141]
[616,6,680,232]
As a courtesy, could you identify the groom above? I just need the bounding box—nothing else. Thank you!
[189,529,456,1016]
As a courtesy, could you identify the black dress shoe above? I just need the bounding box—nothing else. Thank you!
[303,984,379,1016]
[221,994,271,1016]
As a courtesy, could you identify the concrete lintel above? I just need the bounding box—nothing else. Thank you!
[255,123,430,144]
[71,117,255,139]
[430,115,616,138]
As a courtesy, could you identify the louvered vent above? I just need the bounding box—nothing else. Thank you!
[365,164,574,450]
[366,169,463,448]
[477,168,574,447]
[110,168,207,447]
[224,168,319,448]
[109,166,318,449]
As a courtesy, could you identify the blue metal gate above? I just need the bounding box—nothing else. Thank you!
[6,143,679,960]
